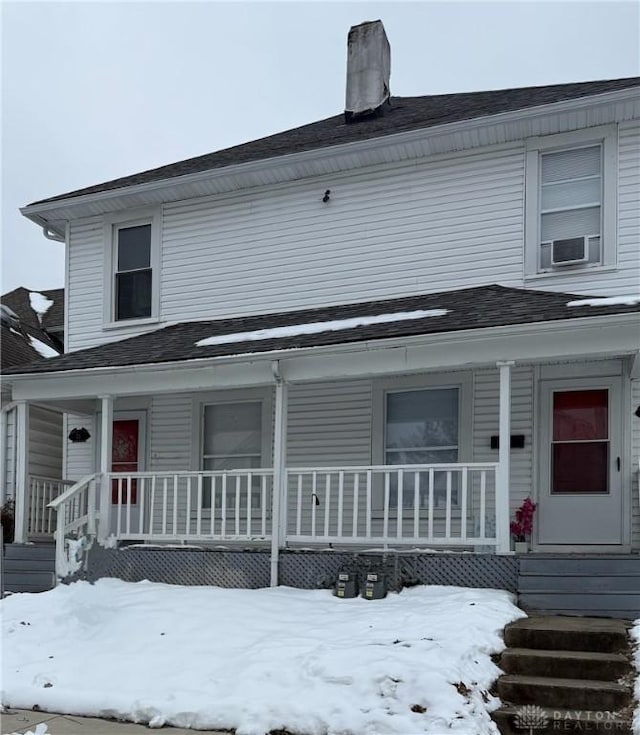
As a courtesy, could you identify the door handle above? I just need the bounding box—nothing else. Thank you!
[616,457,621,471]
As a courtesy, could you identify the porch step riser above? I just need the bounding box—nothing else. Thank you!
[3,544,55,561]
[500,650,629,681]
[497,677,631,712]
[3,571,56,593]
[2,544,57,593]
[503,627,629,653]
[517,557,640,620]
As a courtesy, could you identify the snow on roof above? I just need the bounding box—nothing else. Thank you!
[567,295,640,307]
[29,291,54,324]
[28,335,60,358]
[196,309,449,347]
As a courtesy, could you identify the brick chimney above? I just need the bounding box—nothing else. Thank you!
[345,20,391,123]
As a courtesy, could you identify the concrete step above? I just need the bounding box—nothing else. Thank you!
[497,674,631,711]
[503,615,631,653]
[492,705,633,735]
[3,544,55,561]
[500,647,631,681]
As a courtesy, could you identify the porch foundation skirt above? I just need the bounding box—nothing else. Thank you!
[77,545,519,592]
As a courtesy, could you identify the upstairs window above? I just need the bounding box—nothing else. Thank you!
[104,209,160,326]
[525,127,616,278]
[115,224,152,320]
[539,145,602,270]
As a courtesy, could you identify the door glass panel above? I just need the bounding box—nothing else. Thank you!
[552,443,608,493]
[111,420,139,504]
[551,389,609,495]
[553,389,608,440]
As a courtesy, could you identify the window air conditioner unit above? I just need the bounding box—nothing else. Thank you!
[549,236,588,266]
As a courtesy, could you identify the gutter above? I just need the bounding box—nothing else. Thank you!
[3,312,639,385]
[21,86,640,226]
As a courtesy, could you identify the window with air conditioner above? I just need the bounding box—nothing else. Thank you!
[525,127,616,278]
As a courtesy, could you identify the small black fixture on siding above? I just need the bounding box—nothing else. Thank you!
[490,434,525,450]
[68,427,91,443]
[322,189,331,203]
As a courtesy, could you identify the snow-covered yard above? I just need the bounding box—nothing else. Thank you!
[1,580,524,735]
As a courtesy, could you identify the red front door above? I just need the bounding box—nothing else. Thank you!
[111,419,139,504]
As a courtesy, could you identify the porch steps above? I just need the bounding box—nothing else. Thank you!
[2,543,56,593]
[492,615,635,735]
[518,555,640,619]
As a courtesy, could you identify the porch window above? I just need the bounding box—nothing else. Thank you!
[385,388,459,508]
[201,402,262,508]
[551,389,609,494]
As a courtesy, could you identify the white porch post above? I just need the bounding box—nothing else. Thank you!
[13,401,29,543]
[97,395,113,543]
[496,361,514,554]
[270,362,288,587]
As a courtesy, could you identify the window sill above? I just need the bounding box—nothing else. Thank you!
[103,316,161,331]
[524,265,618,282]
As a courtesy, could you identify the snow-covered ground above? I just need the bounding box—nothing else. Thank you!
[632,620,640,735]
[1,580,523,735]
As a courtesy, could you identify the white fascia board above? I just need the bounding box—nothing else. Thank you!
[7,314,639,402]
[21,86,639,227]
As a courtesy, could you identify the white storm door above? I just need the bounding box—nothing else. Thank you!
[537,378,623,546]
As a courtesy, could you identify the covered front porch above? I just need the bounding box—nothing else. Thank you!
[5,296,639,585]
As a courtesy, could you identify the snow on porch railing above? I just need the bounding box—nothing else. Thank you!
[27,475,74,537]
[106,470,275,542]
[285,463,499,547]
[48,474,98,579]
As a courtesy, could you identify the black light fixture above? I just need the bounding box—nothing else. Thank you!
[68,427,91,443]
[635,405,640,418]
[322,189,331,203]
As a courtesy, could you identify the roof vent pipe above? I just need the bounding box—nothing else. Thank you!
[344,20,391,124]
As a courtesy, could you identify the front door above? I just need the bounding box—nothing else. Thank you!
[110,416,145,535]
[537,377,623,546]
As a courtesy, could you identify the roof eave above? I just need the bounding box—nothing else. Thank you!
[4,312,638,385]
[21,85,640,225]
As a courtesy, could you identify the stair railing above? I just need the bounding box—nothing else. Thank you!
[48,474,98,581]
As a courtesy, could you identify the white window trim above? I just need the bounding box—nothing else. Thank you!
[524,125,617,280]
[103,207,161,327]
[371,372,473,512]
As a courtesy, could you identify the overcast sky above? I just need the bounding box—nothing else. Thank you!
[2,0,639,294]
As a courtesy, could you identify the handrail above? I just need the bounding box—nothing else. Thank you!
[31,474,74,484]
[108,469,274,478]
[287,462,499,473]
[48,474,97,510]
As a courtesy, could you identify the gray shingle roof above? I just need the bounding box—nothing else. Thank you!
[29,77,640,206]
[5,285,639,376]
[1,287,64,370]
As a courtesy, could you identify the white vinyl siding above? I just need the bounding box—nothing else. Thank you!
[28,407,62,480]
[2,406,17,499]
[65,124,639,353]
[64,413,96,481]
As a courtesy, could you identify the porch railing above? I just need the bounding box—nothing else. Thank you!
[27,475,74,537]
[285,463,499,547]
[106,470,275,542]
[48,474,98,579]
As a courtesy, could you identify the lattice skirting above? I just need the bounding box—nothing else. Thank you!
[81,545,518,592]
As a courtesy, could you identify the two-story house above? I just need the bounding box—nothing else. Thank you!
[3,22,639,614]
